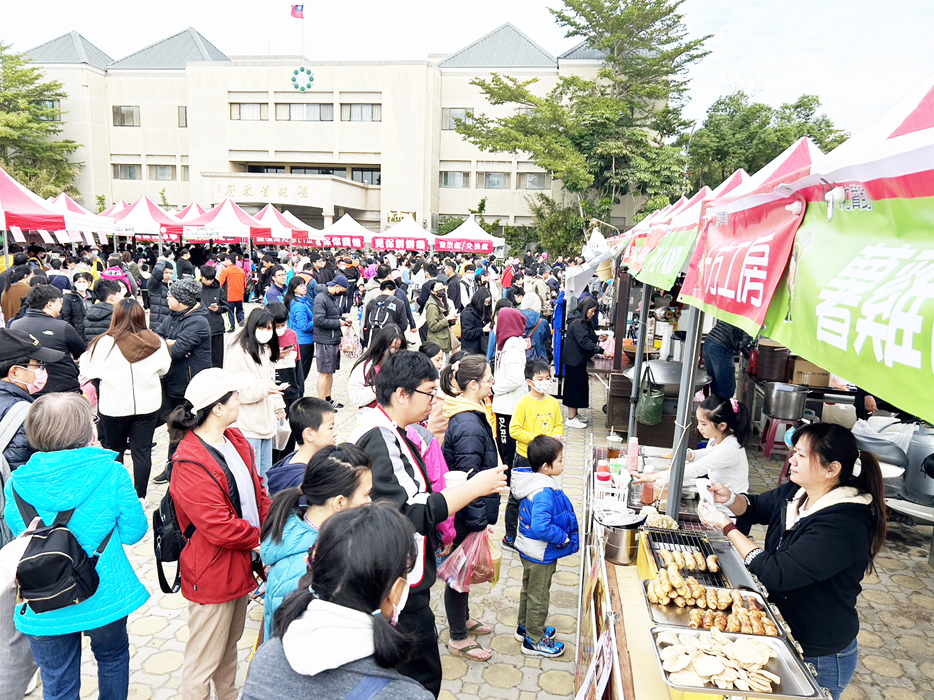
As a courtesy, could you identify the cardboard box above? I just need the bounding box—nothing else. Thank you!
[792,359,830,387]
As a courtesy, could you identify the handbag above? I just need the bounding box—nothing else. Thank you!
[635,364,665,426]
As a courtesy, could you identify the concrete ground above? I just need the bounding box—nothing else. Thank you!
[21,341,934,699]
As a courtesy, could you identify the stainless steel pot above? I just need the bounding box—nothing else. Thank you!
[622,360,711,398]
[764,382,807,420]
[601,523,640,565]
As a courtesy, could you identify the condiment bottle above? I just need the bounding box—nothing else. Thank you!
[641,463,656,505]
[627,436,640,473]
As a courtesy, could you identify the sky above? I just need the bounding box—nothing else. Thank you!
[6,0,933,137]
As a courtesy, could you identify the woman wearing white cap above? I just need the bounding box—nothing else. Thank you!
[168,367,272,700]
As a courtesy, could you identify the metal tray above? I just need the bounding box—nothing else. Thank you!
[641,581,787,639]
[645,529,731,588]
[649,625,827,699]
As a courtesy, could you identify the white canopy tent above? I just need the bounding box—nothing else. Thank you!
[320,213,370,249]
[374,216,435,253]
[437,217,503,254]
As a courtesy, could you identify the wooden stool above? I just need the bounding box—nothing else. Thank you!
[760,415,798,460]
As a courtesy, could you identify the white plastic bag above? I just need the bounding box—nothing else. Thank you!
[273,417,292,451]
[852,419,917,455]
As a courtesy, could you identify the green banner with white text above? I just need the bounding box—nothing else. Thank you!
[633,224,699,291]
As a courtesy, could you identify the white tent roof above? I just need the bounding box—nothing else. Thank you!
[320,213,371,246]
[281,210,323,243]
[443,217,505,247]
[47,194,115,233]
[111,197,180,237]
[382,216,435,241]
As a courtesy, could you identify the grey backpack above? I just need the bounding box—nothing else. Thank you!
[0,401,32,548]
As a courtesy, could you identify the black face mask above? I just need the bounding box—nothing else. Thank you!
[434,291,446,299]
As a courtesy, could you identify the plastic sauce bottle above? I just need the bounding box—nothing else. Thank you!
[641,463,656,506]
[627,437,640,473]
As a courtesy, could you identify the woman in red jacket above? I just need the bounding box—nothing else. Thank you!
[168,367,273,700]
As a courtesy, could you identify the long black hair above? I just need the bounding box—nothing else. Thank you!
[352,324,407,386]
[792,422,886,571]
[575,297,597,321]
[698,394,752,448]
[272,503,418,669]
[469,287,492,325]
[166,391,234,443]
[440,352,489,397]
[283,275,307,312]
[261,443,370,544]
[237,307,280,364]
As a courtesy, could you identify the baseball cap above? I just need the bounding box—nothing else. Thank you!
[0,329,64,364]
[184,368,254,412]
[328,274,350,289]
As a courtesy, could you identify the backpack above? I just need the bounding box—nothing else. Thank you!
[525,317,545,361]
[366,295,397,334]
[12,489,114,614]
[0,400,31,548]
[99,265,130,291]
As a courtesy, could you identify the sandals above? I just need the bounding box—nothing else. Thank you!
[448,642,492,661]
[466,619,492,635]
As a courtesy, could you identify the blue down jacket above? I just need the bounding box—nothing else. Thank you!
[260,512,319,641]
[4,446,149,635]
[512,468,580,565]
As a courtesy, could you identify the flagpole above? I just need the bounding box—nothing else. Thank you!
[302,15,306,59]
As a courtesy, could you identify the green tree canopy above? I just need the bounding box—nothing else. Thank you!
[0,43,81,198]
[683,91,848,191]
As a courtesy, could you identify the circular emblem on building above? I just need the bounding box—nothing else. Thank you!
[291,67,314,91]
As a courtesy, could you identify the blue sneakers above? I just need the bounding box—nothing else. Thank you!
[515,624,556,642]
[522,635,565,657]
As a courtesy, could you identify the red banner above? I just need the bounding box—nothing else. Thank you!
[372,236,430,252]
[324,234,365,249]
[679,193,805,335]
[436,238,493,254]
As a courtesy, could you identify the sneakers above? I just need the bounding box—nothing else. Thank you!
[329,399,345,410]
[515,625,555,642]
[566,417,588,429]
[502,536,516,552]
[522,635,565,657]
[152,470,169,485]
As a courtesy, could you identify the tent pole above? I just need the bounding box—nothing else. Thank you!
[3,230,8,265]
[665,306,704,518]
[158,230,164,258]
[627,284,652,437]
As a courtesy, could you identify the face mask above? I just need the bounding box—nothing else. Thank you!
[434,291,446,299]
[532,379,551,395]
[255,329,274,344]
[75,282,89,292]
[391,579,410,627]
[17,366,47,394]
[276,325,288,335]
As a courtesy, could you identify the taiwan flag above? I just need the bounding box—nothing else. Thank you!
[291,4,304,18]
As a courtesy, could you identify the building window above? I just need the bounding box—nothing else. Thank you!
[38,100,61,121]
[181,165,189,182]
[112,164,140,180]
[291,167,345,177]
[352,168,381,185]
[442,108,474,130]
[277,103,334,121]
[178,106,187,128]
[520,172,549,190]
[150,165,176,181]
[247,165,285,174]
[230,103,269,121]
[481,172,509,190]
[340,104,381,122]
[112,106,140,127]
[440,172,470,188]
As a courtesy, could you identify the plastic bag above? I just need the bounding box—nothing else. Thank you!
[340,325,363,360]
[437,529,493,593]
[272,417,291,451]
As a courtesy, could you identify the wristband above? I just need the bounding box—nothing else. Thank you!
[724,492,737,508]
[722,523,738,537]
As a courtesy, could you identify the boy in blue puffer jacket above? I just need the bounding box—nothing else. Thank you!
[512,434,578,658]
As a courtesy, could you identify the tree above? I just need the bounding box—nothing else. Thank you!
[684,91,848,191]
[158,188,170,208]
[455,0,710,244]
[0,43,81,198]
[95,194,107,213]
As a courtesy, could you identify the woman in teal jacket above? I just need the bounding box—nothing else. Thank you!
[285,276,316,384]
[4,392,148,700]
[259,444,372,640]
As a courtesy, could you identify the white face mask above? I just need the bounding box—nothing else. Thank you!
[75,281,89,292]
[532,379,551,395]
[255,329,274,344]
[276,325,288,335]
[391,579,409,627]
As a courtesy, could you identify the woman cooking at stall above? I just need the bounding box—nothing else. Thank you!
[697,422,886,700]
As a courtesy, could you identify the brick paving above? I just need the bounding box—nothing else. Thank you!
[20,342,934,699]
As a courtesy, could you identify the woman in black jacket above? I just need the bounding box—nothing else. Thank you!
[701,423,886,700]
[459,288,492,355]
[562,297,603,429]
[147,262,172,331]
[440,354,499,662]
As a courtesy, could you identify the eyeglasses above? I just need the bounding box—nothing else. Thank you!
[411,388,440,400]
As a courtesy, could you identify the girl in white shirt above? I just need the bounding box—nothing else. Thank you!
[637,395,752,501]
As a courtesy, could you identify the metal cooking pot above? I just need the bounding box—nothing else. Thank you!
[764,382,807,420]
[623,360,711,397]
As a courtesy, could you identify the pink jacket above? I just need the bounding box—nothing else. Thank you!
[406,423,456,546]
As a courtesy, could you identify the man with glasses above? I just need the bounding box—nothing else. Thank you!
[349,351,506,697]
[0,327,64,699]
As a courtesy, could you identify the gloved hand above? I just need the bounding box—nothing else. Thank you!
[697,501,731,530]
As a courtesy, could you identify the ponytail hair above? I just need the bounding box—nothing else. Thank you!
[698,394,751,448]
[260,443,371,544]
[166,391,233,444]
[792,422,887,571]
[440,352,489,397]
[272,503,418,668]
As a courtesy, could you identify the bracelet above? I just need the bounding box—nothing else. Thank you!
[722,523,738,537]
[724,492,737,508]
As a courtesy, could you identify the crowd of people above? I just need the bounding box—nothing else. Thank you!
[0,239,887,700]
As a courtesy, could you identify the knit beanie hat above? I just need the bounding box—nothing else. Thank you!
[169,278,202,307]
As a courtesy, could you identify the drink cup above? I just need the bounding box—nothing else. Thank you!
[444,471,468,489]
[607,434,623,459]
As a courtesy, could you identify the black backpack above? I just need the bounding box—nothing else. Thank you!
[366,295,396,333]
[13,490,113,615]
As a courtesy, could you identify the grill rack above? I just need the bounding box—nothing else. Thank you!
[645,529,730,588]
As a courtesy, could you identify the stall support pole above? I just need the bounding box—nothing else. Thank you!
[666,306,704,518]
[627,283,653,437]
[3,230,8,264]
[613,270,632,371]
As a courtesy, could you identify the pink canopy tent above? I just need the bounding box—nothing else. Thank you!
[111,197,183,250]
[164,198,270,243]
[100,200,130,218]
[0,167,67,235]
[253,205,322,246]
[47,193,114,245]
[175,202,207,221]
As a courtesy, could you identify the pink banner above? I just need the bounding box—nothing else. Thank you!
[324,234,364,249]
[372,236,430,252]
[436,238,493,254]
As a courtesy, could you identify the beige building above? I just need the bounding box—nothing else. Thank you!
[27,24,635,234]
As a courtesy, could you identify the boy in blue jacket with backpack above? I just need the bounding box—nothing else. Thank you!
[512,434,579,658]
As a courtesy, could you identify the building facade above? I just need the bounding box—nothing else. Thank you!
[27,24,637,233]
